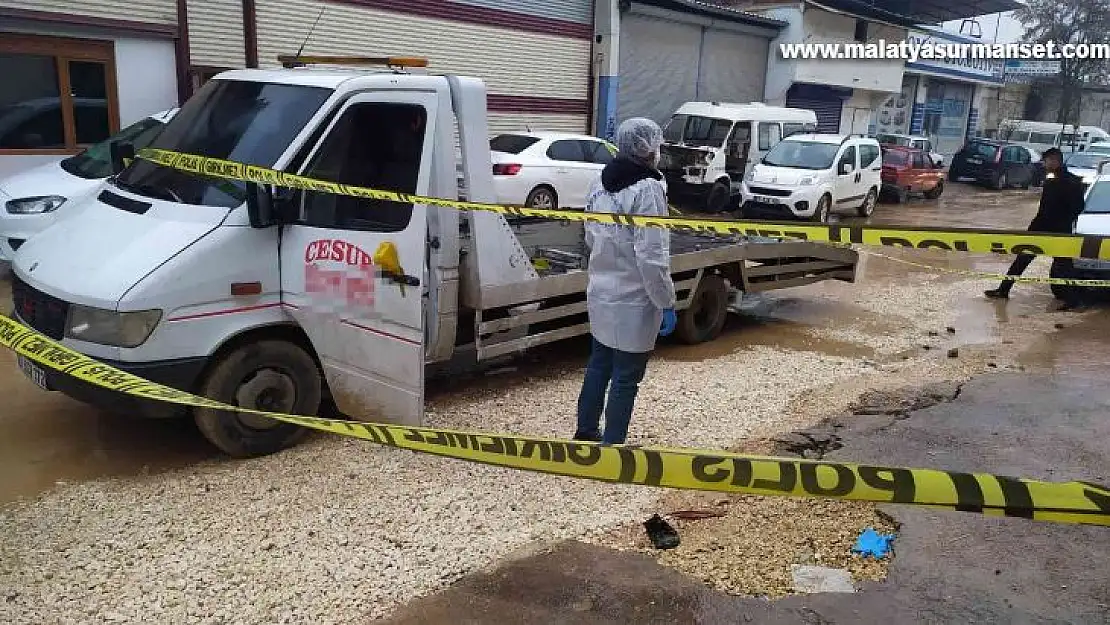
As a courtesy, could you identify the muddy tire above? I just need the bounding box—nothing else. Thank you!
[526,186,558,209]
[857,188,877,217]
[194,340,321,458]
[706,181,731,213]
[812,194,832,222]
[676,274,730,345]
[924,179,944,199]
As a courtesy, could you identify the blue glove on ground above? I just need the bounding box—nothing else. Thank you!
[659,309,677,336]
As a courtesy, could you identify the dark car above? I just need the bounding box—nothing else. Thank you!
[948,138,1036,190]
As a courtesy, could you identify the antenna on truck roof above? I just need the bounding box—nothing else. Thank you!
[294,6,326,59]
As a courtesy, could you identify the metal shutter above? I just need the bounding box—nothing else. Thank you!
[618,13,701,124]
[697,28,767,106]
[784,96,842,133]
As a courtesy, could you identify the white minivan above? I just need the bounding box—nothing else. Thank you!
[0,108,177,262]
[740,134,882,222]
[659,102,817,212]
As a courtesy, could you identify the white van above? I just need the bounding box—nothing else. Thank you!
[659,102,817,212]
[740,134,882,222]
[993,120,1087,153]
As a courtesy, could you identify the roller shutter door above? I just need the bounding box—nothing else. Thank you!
[786,84,846,133]
[618,13,701,124]
[697,28,766,106]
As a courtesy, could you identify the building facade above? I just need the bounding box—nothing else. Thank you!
[898,26,1004,158]
[759,2,907,135]
[1,0,595,175]
[0,0,182,176]
[593,0,784,137]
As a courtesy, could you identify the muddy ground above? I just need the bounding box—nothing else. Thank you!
[2,181,1109,624]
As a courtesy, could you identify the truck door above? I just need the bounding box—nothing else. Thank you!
[279,91,438,426]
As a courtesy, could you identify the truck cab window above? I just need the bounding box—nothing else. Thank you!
[299,102,427,233]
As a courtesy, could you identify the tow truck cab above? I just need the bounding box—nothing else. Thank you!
[11,57,497,456]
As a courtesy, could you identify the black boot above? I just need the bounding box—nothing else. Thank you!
[984,287,1010,299]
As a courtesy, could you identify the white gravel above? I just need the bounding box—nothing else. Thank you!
[0,265,1070,624]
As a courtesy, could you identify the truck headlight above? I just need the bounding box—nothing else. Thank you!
[798,176,817,186]
[745,169,756,182]
[6,195,66,214]
[65,306,162,347]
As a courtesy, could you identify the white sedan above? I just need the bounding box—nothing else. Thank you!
[0,108,177,262]
[490,132,617,209]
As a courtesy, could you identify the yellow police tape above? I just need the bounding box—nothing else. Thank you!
[2,313,1107,527]
[858,248,1110,287]
[136,148,1110,263]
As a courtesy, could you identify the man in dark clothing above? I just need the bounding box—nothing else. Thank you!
[984,148,1087,299]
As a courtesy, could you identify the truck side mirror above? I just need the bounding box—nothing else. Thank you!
[109,140,135,174]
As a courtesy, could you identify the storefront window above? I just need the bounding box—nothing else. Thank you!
[923,80,972,156]
[0,34,118,153]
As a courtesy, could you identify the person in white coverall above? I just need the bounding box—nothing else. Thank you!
[573,118,677,445]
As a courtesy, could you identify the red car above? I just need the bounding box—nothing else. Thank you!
[880,145,945,203]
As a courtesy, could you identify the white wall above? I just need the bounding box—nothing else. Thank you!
[762,5,803,104]
[114,38,178,126]
[763,5,905,102]
[794,8,905,94]
[841,90,883,134]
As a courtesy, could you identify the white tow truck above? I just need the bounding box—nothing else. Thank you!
[9,56,859,457]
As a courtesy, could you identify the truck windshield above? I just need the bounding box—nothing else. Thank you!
[663,114,732,147]
[59,116,168,180]
[1084,181,1110,214]
[114,79,331,207]
[762,140,840,170]
[1066,153,1110,170]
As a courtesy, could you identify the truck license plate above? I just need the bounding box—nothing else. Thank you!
[966,157,983,164]
[17,355,49,391]
[752,195,780,204]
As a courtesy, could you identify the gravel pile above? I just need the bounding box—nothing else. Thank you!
[0,258,1085,624]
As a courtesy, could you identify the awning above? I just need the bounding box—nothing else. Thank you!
[799,0,1022,27]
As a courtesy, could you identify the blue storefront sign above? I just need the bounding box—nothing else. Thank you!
[904,28,1005,86]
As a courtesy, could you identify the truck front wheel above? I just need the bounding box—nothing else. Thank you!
[194,340,322,458]
[676,274,730,344]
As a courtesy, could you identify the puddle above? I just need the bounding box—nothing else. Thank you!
[1017,308,1110,377]
[662,294,886,362]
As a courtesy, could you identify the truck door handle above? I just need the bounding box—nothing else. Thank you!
[381,270,420,287]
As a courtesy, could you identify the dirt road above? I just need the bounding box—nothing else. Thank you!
[2,181,1107,624]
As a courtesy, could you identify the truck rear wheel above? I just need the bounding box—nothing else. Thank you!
[676,274,729,345]
[194,340,322,458]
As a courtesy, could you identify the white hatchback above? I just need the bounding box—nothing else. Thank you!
[0,108,177,262]
[489,132,617,209]
[740,134,882,222]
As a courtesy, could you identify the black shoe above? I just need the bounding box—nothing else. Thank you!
[984,288,1009,300]
[572,431,601,442]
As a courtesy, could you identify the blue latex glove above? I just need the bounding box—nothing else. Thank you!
[659,309,677,337]
[851,528,895,559]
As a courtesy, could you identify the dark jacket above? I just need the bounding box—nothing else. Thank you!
[1028,167,1086,233]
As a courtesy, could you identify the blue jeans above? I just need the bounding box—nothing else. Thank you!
[575,337,651,445]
